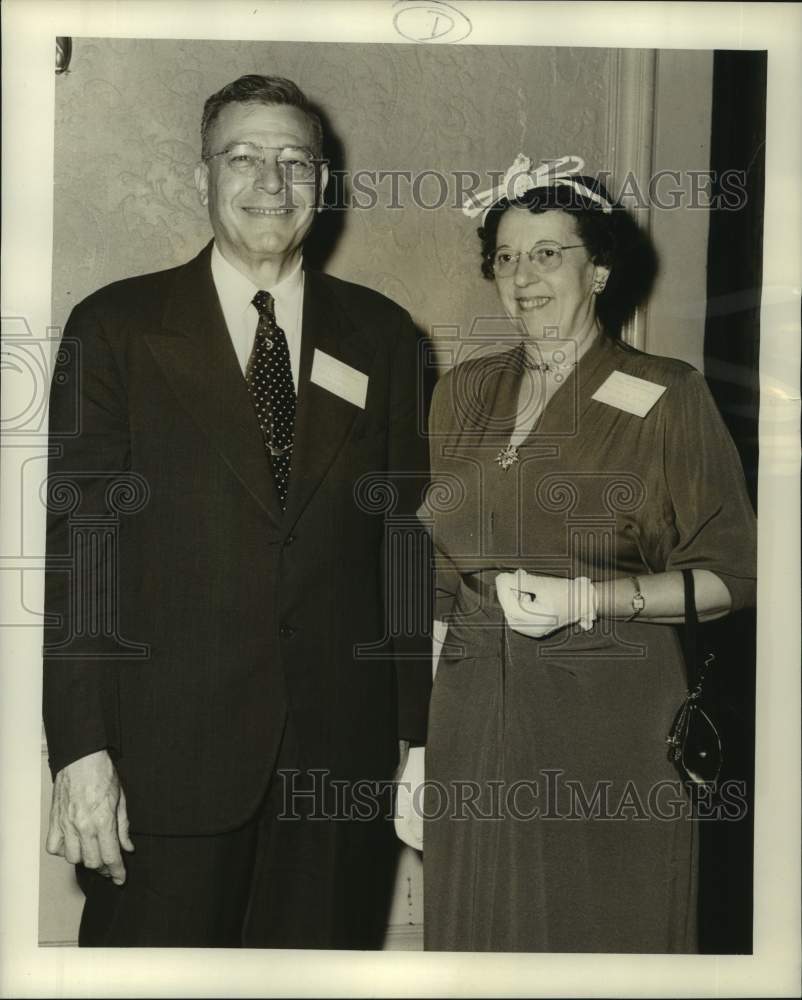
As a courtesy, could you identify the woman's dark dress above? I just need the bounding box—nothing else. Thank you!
[423,334,757,953]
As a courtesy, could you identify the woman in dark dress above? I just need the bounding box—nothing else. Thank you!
[422,155,757,952]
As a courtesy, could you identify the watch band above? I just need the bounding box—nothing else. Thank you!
[628,575,645,620]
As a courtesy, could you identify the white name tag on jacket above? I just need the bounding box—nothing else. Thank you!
[591,370,667,417]
[310,349,369,409]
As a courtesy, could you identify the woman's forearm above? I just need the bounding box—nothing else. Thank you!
[593,569,732,624]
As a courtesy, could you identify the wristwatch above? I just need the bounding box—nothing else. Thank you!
[628,576,645,620]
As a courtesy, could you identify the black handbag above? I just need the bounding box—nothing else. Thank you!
[666,569,723,787]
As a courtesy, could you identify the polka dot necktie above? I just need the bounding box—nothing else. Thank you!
[247,290,296,510]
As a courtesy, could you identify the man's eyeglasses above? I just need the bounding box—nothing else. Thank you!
[492,241,585,277]
[204,143,323,182]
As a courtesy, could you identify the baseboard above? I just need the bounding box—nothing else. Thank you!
[42,927,424,950]
[382,923,423,951]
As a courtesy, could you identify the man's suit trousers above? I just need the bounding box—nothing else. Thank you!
[76,715,399,948]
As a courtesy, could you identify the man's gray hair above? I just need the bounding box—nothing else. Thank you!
[201,74,324,157]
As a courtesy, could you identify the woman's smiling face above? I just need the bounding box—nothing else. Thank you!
[493,207,609,345]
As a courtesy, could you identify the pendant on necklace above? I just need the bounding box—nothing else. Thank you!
[496,444,519,472]
[523,359,577,375]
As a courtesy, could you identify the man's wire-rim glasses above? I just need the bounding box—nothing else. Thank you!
[204,143,325,182]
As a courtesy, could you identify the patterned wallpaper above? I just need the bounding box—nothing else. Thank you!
[52,39,613,362]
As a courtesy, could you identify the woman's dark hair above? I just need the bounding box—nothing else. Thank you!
[478,178,657,338]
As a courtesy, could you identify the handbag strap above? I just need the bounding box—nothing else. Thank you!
[682,568,700,690]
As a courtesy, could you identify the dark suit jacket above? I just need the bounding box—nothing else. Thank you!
[43,242,432,835]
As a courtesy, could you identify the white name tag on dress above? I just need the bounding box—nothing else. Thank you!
[591,370,667,417]
[310,349,368,409]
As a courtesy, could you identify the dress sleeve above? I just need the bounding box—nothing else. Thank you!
[433,543,461,620]
[419,372,462,621]
[661,368,757,611]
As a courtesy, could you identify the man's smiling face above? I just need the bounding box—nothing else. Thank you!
[194,101,327,275]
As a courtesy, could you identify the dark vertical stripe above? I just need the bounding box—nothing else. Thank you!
[704,50,766,512]
[699,48,766,955]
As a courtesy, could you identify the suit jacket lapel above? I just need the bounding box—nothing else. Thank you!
[283,271,376,527]
[145,243,283,526]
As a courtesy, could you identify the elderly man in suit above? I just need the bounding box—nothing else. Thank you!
[43,74,431,948]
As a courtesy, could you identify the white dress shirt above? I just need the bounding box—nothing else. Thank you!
[210,242,304,391]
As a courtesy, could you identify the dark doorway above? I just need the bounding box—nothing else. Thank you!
[699,48,766,955]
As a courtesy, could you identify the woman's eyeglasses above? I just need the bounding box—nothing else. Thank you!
[492,241,585,276]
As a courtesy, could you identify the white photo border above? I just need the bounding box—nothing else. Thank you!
[1,1,800,996]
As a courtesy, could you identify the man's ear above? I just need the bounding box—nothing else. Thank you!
[194,161,209,207]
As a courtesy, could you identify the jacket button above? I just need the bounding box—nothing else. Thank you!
[284,534,296,546]
[279,624,296,639]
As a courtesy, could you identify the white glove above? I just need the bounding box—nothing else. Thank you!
[394,746,425,851]
[392,619,448,852]
[495,569,598,638]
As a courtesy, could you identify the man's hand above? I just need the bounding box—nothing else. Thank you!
[46,749,134,885]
